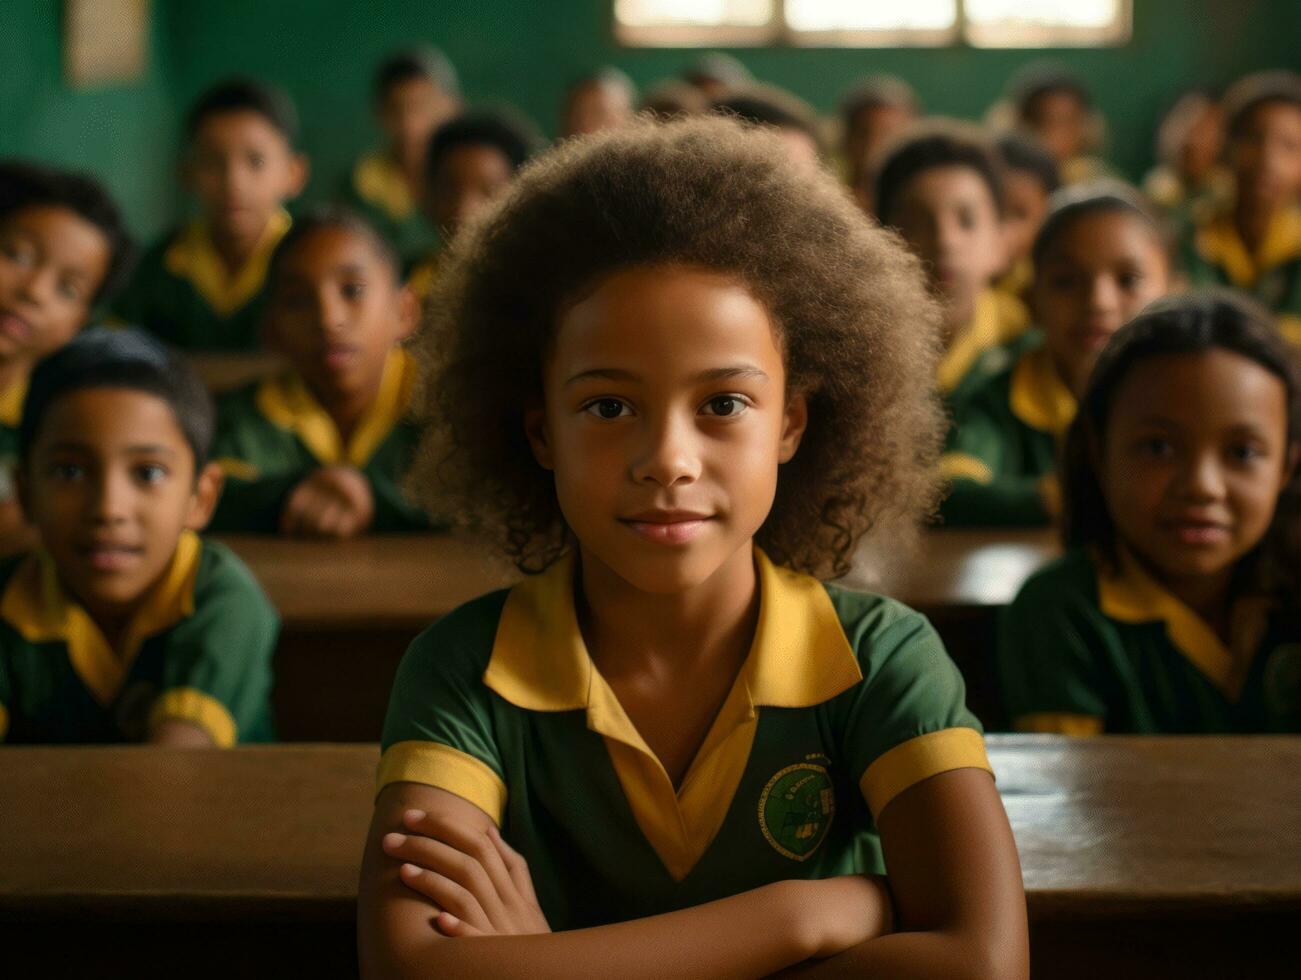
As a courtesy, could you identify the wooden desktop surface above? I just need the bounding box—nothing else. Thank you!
[1,736,1296,977]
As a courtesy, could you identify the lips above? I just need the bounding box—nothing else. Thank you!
[619,510,713,545]
[0,310,33,343]
[1160,516,1232,547]
[78,542,145,572]
[321,344,359,371]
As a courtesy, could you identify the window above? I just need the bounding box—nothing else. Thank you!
[613,0,1132,47]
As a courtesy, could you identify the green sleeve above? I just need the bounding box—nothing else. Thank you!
[827,591,988,818]
[153,542,279,743]
[996,554,1111,731]
[208,386,312,532]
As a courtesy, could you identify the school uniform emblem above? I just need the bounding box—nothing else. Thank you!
[758,760,834,860]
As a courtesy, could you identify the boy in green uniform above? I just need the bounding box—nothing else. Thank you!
[0,160,133,554]
[112,78,308,351]
[1180,71,1301,343]
[340,48,460,269]
[999,293,1301,734]
[999,64,1114,187]
[871,121,1031,407]
[359,118,1026,977]
[405,110,540,304]
[0,328,278,745]
[837,75,919,208]
[941,184,1172,526]
[992,132,1060,305]
[560,67,636,138]
[209,208,431,535]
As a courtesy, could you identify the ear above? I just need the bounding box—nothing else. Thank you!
[524,404,554,471]
[394,284,420,343]
[778,391,809,464]
[185,462,226,532]
[286,152,310,199]
[1284,440,1301,484]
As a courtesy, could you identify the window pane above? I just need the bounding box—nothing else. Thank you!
[786,0,957,32]
[965,0,1131,46]
[614,0,773,28]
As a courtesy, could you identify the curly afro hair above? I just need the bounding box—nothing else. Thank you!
[410,115,945,579]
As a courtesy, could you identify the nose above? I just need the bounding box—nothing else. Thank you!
[629,411,701,488]
[316,286,349,335]
[1086,274,1121,314]
[1180,449,1227,502]
[91,468,132,525]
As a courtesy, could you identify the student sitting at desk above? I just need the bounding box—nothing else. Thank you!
[999,292,1301,734]
[208,207,434,536]
[358,117,1026,979]
[0,328,278,745]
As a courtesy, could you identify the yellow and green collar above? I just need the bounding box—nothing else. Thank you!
[1195,205,1301,290]
[1097,548,1268,702]
[484,546,862,881]
[163,208,292,317]
[254,347,414,467]
[1009,346,1077,437]
[0,377,29,429]
[0,530,202,706]
[937,289,1030,395]
[353,152,415,221]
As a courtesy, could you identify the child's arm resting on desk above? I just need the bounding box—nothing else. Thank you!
[358,782,892,979]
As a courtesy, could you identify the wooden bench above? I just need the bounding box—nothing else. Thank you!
[219,529,1060,739]
[1,736,1295,978]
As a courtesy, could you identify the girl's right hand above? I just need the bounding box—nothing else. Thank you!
[792,875,894,959]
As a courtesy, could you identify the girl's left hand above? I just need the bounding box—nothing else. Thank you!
[381,808,551,938]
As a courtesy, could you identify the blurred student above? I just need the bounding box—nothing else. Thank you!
[0,328,277,744]
[209,208,433,536]
[941,184,1172,527]
[1181,70,1301,343]
[713,84,824,172]
[999,64,1111,186]
[1142,90,1231,218]
[0,161,133,555]
[113,78,308,351]
[994,132,1061,304]
[999,293,1300,734]
[341,47,462,267]
[561,67,636,138]
[682,52,751,99]
[837,74,919,208]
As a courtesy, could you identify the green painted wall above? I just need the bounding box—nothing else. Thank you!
[4,0,1300,241]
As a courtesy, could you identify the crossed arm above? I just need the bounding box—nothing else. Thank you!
[357,768,1027,979]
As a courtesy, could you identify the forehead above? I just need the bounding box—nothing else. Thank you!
[35,387,191,454]
[1109,349,1288,430]
[899,164,998,212]
[193,109,290,151]
[382,75,439,105]
[2,204,111,269]
[1237,99,1301,136]
[276,225,393,280]
[436,143,512,182]
[551,264,782,376]
[1040,210,1164,263]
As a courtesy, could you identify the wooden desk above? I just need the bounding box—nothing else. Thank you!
[1,736,1296,978]
[219,530,1060,740]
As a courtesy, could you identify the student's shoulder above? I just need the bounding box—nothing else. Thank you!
[399,587,515,680]
[1009,547,1099,613]
[192,537,276,615]
[822,584,946,671]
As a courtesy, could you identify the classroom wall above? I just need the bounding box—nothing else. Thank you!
[4,0,1300,241]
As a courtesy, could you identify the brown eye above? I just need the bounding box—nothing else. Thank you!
[584,398,630,420]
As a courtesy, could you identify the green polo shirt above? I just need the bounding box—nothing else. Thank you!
[377,547,991,930]
[939,345,1073,527]
[1181,204,1301,345]
[998,548,1301,735]
[208,349,434,533]
[0,532,278,745]
[111,211,291,352]
[339,152,440,270]
[938,289,1034,409]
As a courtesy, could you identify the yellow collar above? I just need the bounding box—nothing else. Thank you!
[484,546,863,881]
[995,255,1033,299]
[254,347,414,467]
[937,290,1029,394]
[1009,346,1077,437]
[1195,205,1301,289]
[0,376,28,429]
[484,546,863,714]
[0,530,202,705]
[163,209,292,317]
[353,152,415,221]
[1097,548,1269,701]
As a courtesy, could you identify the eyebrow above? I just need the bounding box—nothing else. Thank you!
[564,365,770,388]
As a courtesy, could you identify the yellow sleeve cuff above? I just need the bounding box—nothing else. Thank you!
[1278,314,1301,348]
[214,457,261,481]
[1014,712,1104,736]
[939,452,993,485]
[377,741,507,825]
[149,687,237,747]
[859,727,992,819]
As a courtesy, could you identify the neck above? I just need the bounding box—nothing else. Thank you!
[1132,548,1235,634]
[394,146,425,195]
[1233,196,1278,255]
[941,292,977,350]
[208,222,263,275]
[577,542,760,685]
[320,381,381,445]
